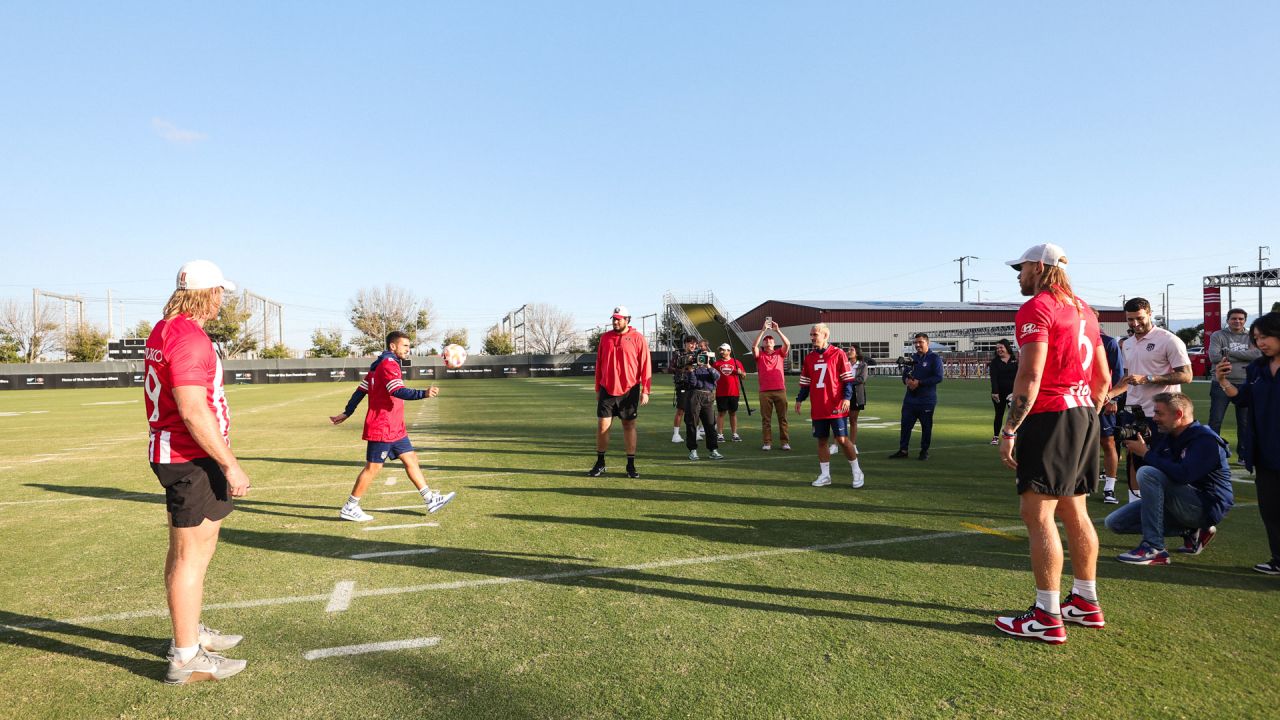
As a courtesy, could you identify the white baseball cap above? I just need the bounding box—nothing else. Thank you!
[718,343,732,350]
[1006,243,1067,269]
[176,260,236,291]
[611,305,630,319]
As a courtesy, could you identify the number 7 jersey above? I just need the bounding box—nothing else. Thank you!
[799,345,854,419]
[143,314,230,463]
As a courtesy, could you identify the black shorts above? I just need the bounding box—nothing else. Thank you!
[716,396,739,413]
[1015,407,1100,497]
[674,386,689,408]
[151,457,234,528]
[598,384,642,420]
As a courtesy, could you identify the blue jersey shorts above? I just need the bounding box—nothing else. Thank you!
[367,436,415,464]
[811,417,849,439]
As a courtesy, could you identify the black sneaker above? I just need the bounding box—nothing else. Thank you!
[625,465,639,479]
[918,450,929,460]
[587,463,606,477]
[1253,560,1280,576]
[888,450,909,459]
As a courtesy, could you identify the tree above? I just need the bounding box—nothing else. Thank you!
[65,325,109,362]
[525,303,576,354]
[203,294,258,358]
[349,285,436,355]
[441,328,469,351]
[309,327,349,358]
[1175,324,1203,347]
[129,320,153,339]
[0,299,60,362]
[1272,301,1280,314]
[260,343,294,359]
[586,327,604,352]
[0,330,22,363]
[482,326,514,355]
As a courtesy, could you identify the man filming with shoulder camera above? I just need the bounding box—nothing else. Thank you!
[1103,392,1233,565]
[889,333,943,460]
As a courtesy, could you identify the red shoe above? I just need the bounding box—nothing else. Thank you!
[995,605,1066,644]
[1060,593,1105,628]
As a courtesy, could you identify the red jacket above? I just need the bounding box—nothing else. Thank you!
[595,328,652,396]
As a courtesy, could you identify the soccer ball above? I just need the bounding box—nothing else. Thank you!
[442,344,468,369]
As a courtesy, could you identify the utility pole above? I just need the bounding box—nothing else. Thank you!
[107,289,113,339]
[1165,283,1174,329]
[1226,266,1236,310]
[954,256,978,302]
[1260,247,1271,317]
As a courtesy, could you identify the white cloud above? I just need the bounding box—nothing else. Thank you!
[151,117,207,144]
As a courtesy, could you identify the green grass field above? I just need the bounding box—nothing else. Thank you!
[1,375,1276,719]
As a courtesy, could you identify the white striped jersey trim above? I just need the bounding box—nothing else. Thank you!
[386,379,406,392]
[149,429,173,463]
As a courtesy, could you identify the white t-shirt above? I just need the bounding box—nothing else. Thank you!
[1120,327,1191,414]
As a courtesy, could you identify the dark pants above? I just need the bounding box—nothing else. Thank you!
[1257,465,1280,563]
[684,391,719,451]
[992,395,1010,436]
[899,402,935,452]
[1208,381,1250,460]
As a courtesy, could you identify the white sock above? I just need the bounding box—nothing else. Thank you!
[1035,589,1060,614]
[819,461,830,477]
[172,643,199,664]
[1071,579,1097,603]
[419,486,433,500]
[344,495,360,507]
[850,459,861,473]
[1103,477,1116,492]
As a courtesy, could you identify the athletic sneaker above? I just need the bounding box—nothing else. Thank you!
[990,436,999,445]
[1253,560,1280,575]
[1117,542,1170,565]
[165,648,247,685]
[761,444,772,451]
[196,624,243,652]
[424,491,456,513]
[811,474,832,487]
[1060,593,1105,628]
[1176,526,1217,555]
[626,465,640,479]
[1102,489,1119,504]
[671,431,683,443]
[851,469,865,489]
[709,450,725,460]
[339,505,374,522]
[716,434,726,442]
[731,434,742,442]
[696,429,705,440]
[994,605,1066,644]
[828,443,838,455]
[587,463,606,477]
[781,443,791,451]
[1128,489,1142,503]
[688,450,699,461]
[918,450,929,461]
[888,450,909,459]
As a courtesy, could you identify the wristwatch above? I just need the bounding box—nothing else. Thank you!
[1144,374,1154,384]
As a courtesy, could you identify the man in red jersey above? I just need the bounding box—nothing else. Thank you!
[994,244,1112,645]
[144,260,249,684]
[588,305,652,479]
[712,343,746,442]
[794,323,864,488]
[330,331,456,521]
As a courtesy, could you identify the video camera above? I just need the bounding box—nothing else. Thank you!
[671,349,714,374]
[1115,406,1154,443]
[895,354,916,370]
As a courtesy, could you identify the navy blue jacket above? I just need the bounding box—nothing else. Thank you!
[902,351,943,406]
[685,365,721,393]
[1143,421,1234,526]
[1229,357,1280,472]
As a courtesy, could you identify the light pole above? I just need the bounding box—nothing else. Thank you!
[1261,247,1271,317]
[1226,265,1237,310]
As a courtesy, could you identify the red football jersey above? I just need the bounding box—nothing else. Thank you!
[144,315,229,463]
[362,353,409,442]
[799,345,854,419]
[712,358,744,397]
[1014,292,1103,415]
[595,328,652,395]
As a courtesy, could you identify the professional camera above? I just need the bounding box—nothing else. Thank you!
[670,350,698,373]
[1115,406,1154,443]
[895,354,916,370]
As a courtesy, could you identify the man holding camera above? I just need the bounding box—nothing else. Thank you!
[1111,297,1192,502]
[753,321,792,451]
[669,335,699,443]
[678,346,724,460]
[889,333,943,460]
[1208,308,1259,462]
[1103,392,1233,565]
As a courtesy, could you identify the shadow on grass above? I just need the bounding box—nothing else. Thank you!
[24,483,344,522]
[219,528,994,639]
[0,610,163,680]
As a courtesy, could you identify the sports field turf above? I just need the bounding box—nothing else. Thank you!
[1,375,1276,719]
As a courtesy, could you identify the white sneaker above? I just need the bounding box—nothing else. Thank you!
[716,434,726,442]
[781,443,791,451]
[1128,489,1142,503]
[688,450,699,461]
[709,449,725,460]
[671,431,683,443]
[424,490,456,513]
[852,469,865,489]
[761,444,771,451]
[165,647,247,685]
[696,430,705,440]
[197,624,242,652]
[828,443,838,455]
[339,504,374,522]
[811,474,832,487]
[731,434,742,442]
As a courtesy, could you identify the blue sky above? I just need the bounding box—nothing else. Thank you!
[2,2,1277,351]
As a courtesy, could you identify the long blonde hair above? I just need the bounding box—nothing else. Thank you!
[162,287,222,322]
[1035,265,1082,313]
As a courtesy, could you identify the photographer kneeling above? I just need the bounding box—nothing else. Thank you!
[1103,392,1234,565]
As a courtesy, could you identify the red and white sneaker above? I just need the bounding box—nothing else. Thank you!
[994,605,1066,644]
[1060,593,1105,628]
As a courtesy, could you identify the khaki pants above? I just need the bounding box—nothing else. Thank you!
[759,389,789,444]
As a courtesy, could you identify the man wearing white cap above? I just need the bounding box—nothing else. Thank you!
[144,260,250,683]
[994,244,1111,645]
[712,342,746,442]
[588,305,651,478]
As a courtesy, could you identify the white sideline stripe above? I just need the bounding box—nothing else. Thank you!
[325,581,356,612]
[81,400,139,406]
[0,480,357,507]
[374,504,430,511]
[303,636,440,660]
[350,547,440,560]
[384,479,397,485]
[364,522,439,531]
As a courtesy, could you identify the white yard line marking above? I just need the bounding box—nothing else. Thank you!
[373,504,429,511]
[81,400,139,406]
[0,481,357,507]
[384,478,397,486]
[303,636,440,660]
[350,547,440,560]
[364,522,440,531]
[325,581,356,612]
